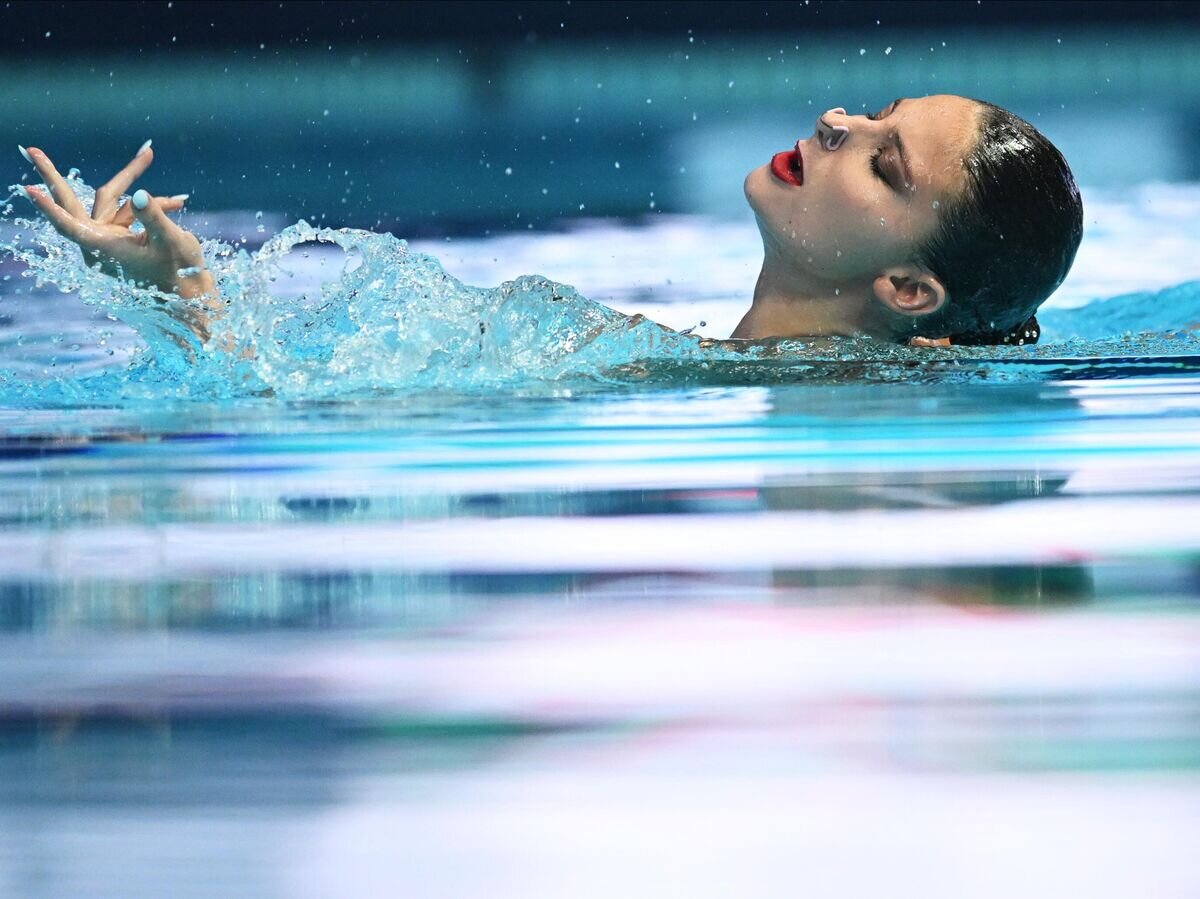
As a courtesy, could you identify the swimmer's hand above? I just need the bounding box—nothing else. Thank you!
[20,144,218,339]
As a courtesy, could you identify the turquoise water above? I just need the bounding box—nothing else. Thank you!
[3,180,1200,894]
[5,177,1200,406]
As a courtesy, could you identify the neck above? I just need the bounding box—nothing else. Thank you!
[731,241,886,341]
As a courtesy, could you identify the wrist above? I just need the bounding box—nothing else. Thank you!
[174,268,216,301]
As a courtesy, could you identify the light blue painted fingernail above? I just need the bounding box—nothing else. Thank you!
[138,139,152,156]
[17,145,32,164]
[171,194,189,202]
[132,189,150,210]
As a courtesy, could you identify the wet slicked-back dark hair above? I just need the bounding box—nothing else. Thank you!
[912,101,1083,345]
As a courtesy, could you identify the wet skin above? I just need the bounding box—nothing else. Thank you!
[738,94,982,341]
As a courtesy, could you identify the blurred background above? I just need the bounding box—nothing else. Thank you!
[4,0,1199,233]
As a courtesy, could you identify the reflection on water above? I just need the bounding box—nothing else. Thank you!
[1,375,1199,896]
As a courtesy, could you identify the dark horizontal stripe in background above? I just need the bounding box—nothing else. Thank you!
[5,0,1199,52]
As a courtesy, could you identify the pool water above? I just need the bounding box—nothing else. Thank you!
[1,181,1199,896]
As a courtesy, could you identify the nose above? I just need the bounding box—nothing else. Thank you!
[816,108,850,152]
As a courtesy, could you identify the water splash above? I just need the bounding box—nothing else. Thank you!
[1,182,695,401]
[2,176,1200,406]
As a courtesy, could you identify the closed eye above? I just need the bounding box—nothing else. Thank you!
[869,148,892,187]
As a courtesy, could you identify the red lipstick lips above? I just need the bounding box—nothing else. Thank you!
[770,145,804,186]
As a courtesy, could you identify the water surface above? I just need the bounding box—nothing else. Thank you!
[1,183,1199,897]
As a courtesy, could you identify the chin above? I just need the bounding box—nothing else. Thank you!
[742,168,757,205]
[743,164,769,210]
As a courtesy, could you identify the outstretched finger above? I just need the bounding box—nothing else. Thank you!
[93,141,154,221]
[23,186,103,248]
[22,147,88,219]
[113,192,188,227]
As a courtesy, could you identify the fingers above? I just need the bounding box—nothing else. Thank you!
[21,146,88,219]
[23,186,102,248]
[129,189,185,244]
[113,193,188,227]
[93,142,154,221]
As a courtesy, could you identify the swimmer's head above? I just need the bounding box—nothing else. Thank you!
[742,94,1083,344]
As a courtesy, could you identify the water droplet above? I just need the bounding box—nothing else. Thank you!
[879,217,886,226]
[931,200,940,209]
[859,48,866,56]
[504,167,513,175]
[614,161,620,169]
[885,46,892,55]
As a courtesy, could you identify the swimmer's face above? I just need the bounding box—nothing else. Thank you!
[743,94,980,287]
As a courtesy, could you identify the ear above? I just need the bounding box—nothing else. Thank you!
[871,265,948,319]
